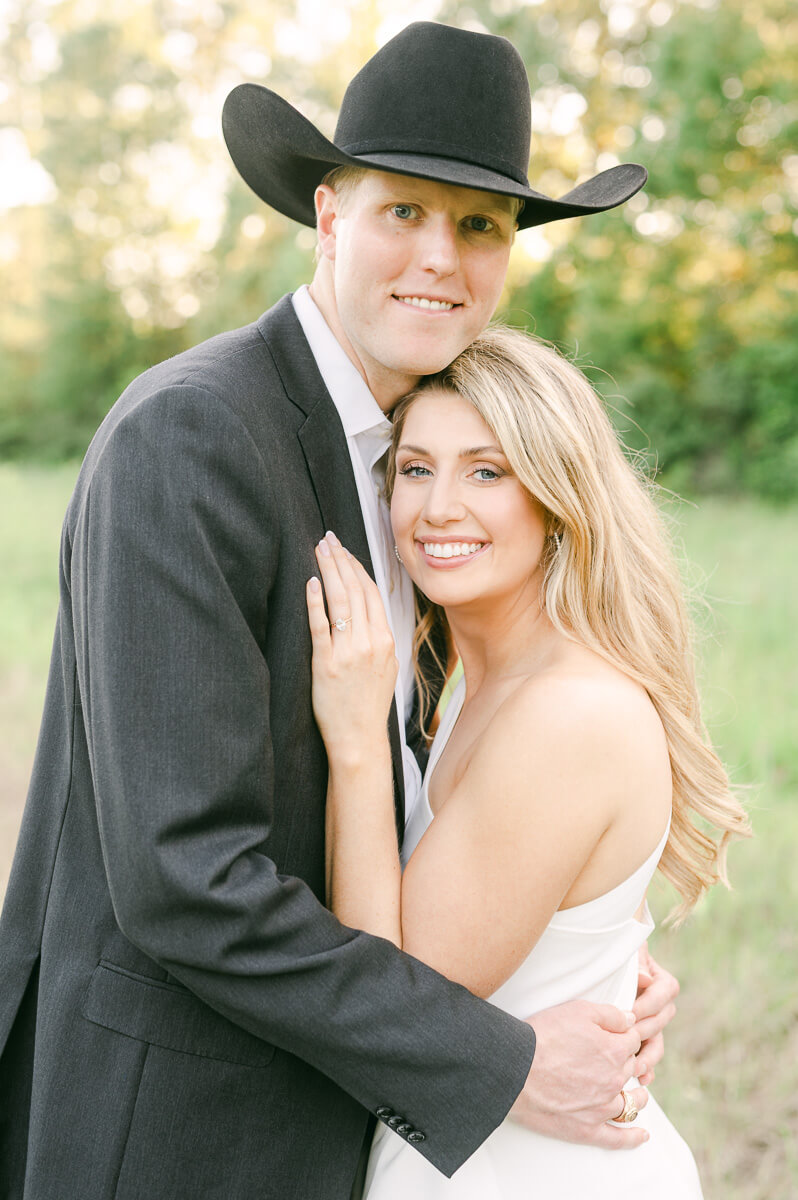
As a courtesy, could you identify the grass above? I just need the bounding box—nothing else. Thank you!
[0,462,82,879]
[0,462,80,677]
[1,464,796,1197]
[647,497,798,1199]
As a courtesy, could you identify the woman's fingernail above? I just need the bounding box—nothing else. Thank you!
[308,576,321,592]
[318,539,330,557]
[326,530,341,547]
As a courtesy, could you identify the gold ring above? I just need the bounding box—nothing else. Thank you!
[612,1090,638,1123]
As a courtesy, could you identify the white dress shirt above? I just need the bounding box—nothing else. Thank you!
[292,285,422,826]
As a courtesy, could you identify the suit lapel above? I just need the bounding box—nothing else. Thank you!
[259,298,407,837]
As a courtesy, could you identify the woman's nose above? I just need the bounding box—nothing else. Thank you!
[421,475,466,524]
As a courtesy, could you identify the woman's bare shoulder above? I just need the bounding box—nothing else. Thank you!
[481,643,668,785]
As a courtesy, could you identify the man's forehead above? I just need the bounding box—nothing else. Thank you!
[356,170,519,215]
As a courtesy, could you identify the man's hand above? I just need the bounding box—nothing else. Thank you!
[511,1001,650,1148]
[633,946,679,1087]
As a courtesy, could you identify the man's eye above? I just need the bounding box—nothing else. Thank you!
[465,216,495,233]
[391,204,418,220]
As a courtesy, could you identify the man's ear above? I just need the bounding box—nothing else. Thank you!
[314,184,340,262]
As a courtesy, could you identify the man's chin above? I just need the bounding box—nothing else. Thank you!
[387,343,477,380]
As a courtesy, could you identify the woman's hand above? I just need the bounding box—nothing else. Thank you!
[306,531,398,763]
[632,945,679,1086]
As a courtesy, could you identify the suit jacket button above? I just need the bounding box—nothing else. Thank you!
[387,1115,405,1129]
[375,1107,393,1120]
[407,1130,426,1144]
[396,1123,413,1136]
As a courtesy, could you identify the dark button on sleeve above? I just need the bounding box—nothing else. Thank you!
[407,1130,426,1144]
[375,1107,393,1120]
[387,1114,405,1129]
[396,1123,413,1136]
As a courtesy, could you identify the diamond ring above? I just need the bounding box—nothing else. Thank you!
[331,617,353,632]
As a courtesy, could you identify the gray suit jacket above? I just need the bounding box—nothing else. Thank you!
[0,296,535,1199]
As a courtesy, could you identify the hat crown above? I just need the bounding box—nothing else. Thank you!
[334,22,532,188]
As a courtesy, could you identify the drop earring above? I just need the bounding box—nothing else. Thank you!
[394,544,403,563]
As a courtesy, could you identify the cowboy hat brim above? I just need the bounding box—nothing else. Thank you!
[223,83,647,231]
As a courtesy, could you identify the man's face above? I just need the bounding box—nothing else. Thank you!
[316,171,517,406]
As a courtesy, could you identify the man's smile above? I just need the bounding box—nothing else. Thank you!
[393,294,462,312]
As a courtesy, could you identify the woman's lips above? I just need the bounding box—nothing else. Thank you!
[416,540,491,569]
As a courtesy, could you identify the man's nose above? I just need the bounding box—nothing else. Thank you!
[418,215,460,277]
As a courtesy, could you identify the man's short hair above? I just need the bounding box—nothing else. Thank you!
[319,165,370,205]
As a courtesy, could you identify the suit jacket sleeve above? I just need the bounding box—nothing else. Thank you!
[70,381,536,1178]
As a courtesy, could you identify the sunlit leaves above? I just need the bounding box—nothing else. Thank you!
[0,0,794,491]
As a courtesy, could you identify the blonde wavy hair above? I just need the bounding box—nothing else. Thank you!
[385,325,750,920]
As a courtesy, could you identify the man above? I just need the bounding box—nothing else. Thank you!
[0,22,677,1200]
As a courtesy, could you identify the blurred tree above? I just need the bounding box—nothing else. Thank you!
[0,0,316,450]
[0,0,795,496]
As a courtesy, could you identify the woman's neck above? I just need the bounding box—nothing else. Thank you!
[445,589,558,697]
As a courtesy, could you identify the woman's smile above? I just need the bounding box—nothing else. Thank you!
[416,538,491,568]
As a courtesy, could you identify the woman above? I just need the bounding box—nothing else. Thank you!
[305,327,749,1198]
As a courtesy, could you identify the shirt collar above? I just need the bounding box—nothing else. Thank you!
[292,285,391,441]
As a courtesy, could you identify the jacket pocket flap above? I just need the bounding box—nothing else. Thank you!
[82,961,275,1067]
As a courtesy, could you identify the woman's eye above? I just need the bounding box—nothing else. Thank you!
[465,215,495,233]
[399,463,431,477]
[391,204,418,220]
[472,466,502,481]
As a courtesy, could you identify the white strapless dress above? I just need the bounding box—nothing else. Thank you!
[364,677,703,1199]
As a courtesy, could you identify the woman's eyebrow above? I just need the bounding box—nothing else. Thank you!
[459,445,504,457]
[397,443,505,457]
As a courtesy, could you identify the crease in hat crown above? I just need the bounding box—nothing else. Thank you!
[222,20,647,230]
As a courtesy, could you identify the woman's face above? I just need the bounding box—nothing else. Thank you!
[390,389,548,614]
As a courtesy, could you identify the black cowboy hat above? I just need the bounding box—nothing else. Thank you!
[223,21,646,230]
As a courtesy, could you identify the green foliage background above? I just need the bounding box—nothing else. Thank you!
[0,0,795,494]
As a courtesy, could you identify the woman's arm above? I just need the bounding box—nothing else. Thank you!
[398,686,617,996]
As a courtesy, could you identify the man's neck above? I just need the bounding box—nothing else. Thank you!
[307,269,418,413]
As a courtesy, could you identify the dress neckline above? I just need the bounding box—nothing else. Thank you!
[422,673,466,818]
